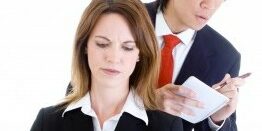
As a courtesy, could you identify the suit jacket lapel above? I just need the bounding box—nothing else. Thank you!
[115,112,147,131]
[145,1,158,26]
[175,28,215,85]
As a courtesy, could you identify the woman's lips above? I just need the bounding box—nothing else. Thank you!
[101,68,121,76]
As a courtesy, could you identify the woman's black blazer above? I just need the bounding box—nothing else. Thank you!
[31,106,183,131]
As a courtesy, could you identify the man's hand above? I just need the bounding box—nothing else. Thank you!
[211,74,245,124]
[156,83,204,116]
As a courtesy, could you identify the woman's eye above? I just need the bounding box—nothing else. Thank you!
[123,46,134,51]
[96,43,108,48]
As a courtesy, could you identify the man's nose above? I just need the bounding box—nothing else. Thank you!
[201,0,221,10]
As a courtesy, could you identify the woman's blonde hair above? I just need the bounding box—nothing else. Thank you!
[62,0,160,110]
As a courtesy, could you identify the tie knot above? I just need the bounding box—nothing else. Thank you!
[163,34,181,49]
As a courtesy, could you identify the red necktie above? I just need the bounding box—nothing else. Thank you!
[158,34,181,88]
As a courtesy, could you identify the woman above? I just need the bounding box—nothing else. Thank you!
[30,0,183,131]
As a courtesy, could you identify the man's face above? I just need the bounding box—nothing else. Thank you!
[166,0,224,31]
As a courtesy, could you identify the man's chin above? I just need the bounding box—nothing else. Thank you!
[192,24,207,31]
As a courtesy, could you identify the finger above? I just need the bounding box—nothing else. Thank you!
[168,86,197,98]
[173,104,195,116]
[216,77,245,92]
[161,98,182,116]
[163,106,181,116]
[156,86,178,109]
[160,88,174,99]
[229,96,238,105]
[220,90,238,99]
[215,75,245,90]
[163,100,195,116]
[217,82,239,93]
[171,94,204,108]
[230,77,245,87]
[167,86,204,108]
[225,97,238,110]
[156,85,176,99]
[212,74,231,89]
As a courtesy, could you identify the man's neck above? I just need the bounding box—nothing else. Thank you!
[163,7,188,33]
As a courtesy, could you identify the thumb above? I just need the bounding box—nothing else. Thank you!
[212,73,231,88]
[222,73,231,82]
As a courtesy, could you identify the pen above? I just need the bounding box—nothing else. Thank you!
[215,72,251,89]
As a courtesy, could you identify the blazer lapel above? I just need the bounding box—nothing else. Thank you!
[115,112,147,131]
[175,27,215,85]
[145,1,158,26]
[62,109,147,131]
[63,109,94,131]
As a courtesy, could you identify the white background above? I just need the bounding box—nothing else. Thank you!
[0,0,261,130]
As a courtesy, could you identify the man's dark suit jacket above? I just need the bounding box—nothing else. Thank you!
[31,106,183,131]
[144,1,240,131]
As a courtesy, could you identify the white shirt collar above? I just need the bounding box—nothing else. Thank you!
[62,90,148,125]
[121,90,148,125]
[155,10,196,46]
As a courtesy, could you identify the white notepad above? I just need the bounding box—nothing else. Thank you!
[180,76,229,123]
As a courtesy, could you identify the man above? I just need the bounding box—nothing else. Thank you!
[145,0,244,131]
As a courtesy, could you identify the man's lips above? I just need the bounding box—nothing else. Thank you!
[195,15,210,24]
[196,15,209,21]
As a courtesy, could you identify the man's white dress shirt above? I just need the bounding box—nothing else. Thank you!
[155,10,224,131]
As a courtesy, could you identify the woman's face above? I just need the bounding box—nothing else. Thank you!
[87,13,139,87]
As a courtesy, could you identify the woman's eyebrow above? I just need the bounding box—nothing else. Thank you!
[95,35,111,42]
[123,40,136,44]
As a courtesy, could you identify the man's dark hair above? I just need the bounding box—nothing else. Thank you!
[158,0,169,12]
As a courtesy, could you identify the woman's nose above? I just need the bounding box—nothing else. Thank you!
[105,46,121,64]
